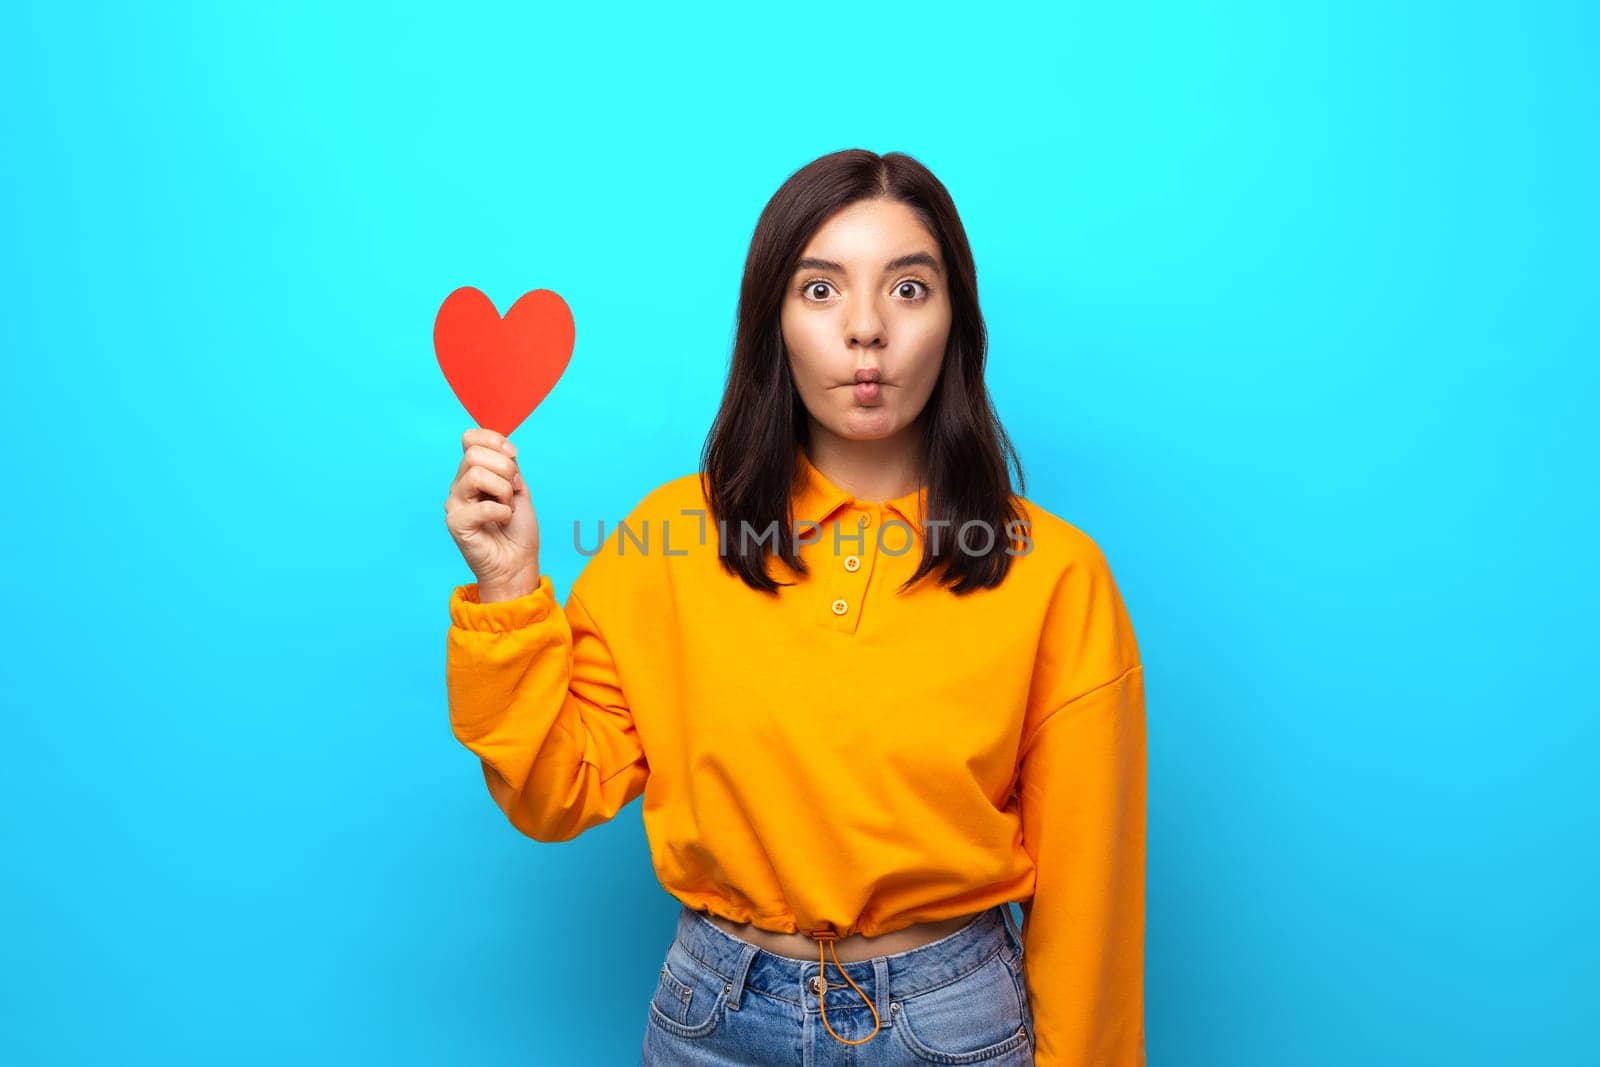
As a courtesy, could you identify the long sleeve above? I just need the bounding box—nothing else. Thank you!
[1018,664,1146,1066]
[1016,532,1146,1066]
[446,572,649,843]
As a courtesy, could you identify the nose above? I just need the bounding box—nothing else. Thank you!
[845,293,886,349]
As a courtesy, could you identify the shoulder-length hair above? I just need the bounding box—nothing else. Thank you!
[701,148,1028,596]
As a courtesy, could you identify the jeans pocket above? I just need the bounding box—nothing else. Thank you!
[892,949,1031,1064]
[646,941,729,1040]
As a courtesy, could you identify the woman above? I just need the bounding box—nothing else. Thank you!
[442,149,1146,1066]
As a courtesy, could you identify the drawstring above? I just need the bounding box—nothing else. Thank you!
[809,927,881,1045]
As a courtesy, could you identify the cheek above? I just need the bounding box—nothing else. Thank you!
[903,308,951,371]
[781,307,828,379]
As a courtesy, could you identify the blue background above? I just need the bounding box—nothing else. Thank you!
[2,2,1594,1064]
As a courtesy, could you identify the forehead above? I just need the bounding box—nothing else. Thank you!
[798,199,937,262]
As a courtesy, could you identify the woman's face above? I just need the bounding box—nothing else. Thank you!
[781,197,951,446]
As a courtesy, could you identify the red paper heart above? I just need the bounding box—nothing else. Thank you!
[434,286,575,436]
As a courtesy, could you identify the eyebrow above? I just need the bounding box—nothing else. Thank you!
[793,251,943,276]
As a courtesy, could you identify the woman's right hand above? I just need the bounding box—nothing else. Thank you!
[444,428,541,600]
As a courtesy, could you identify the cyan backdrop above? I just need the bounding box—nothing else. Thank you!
[2,2,1593,1065]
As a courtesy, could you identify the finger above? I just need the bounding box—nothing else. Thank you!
[453,465,513,510]
[462,443,518,483]
[462,465,515,509]
[451,447,517,499]
[462,427,518,459]
[450,499,514,532]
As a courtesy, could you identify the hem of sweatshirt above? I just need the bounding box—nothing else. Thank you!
[448,573,556,631]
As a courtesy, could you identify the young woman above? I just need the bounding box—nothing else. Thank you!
[442,149,1146,1066]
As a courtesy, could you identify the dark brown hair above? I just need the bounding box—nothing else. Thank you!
[701,148,1028,596]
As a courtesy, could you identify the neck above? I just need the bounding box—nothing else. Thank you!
[804,424,925,505]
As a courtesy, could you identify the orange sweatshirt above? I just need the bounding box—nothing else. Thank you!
[445,447,1146,1066]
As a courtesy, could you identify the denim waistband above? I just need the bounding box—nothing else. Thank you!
[671,901,1022,1016]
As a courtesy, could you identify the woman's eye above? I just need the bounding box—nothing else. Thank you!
[799,279,932,301]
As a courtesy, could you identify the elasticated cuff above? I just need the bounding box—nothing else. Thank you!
[448,573,556,632]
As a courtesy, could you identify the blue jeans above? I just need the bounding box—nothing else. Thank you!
[640,902,1035,1065]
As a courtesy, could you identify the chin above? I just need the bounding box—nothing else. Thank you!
[833,415,901,439]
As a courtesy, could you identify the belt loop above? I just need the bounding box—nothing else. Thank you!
[873,956,892,1028]
[725,941,757,1011]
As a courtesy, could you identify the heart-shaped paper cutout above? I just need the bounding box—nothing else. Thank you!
[434,286,575,436]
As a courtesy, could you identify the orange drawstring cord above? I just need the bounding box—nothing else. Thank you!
[810,928,881,1045]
